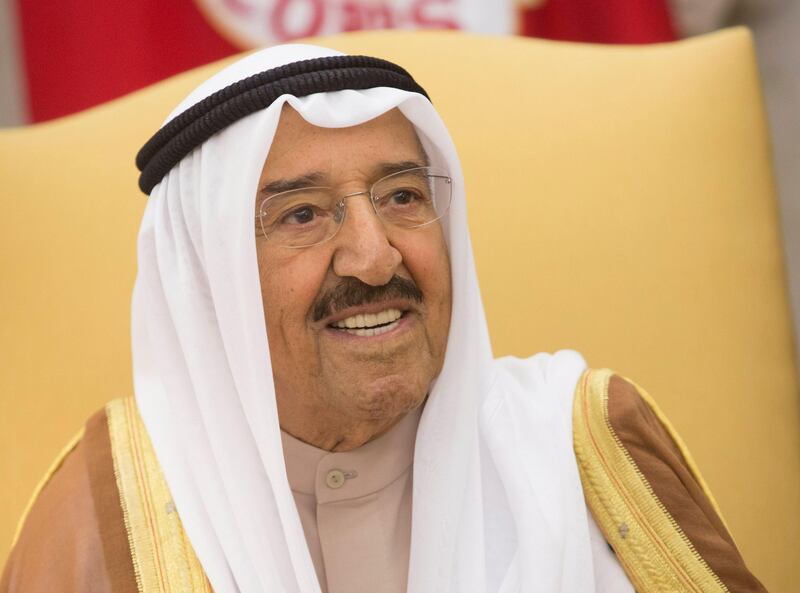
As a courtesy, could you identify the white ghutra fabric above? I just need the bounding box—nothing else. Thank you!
[132,43,627,593]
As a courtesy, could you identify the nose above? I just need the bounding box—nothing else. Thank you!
[331,194,402,286]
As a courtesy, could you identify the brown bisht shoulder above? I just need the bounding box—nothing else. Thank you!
[573,369,768,593]
[1,407,138,593]
[2,399,212,593]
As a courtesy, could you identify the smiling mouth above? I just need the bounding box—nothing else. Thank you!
[329,308,404,337]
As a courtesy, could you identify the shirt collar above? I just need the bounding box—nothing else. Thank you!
[280,405,422,503]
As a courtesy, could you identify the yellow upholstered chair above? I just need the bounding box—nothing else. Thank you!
[1,29,797,592]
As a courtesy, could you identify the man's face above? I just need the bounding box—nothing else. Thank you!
[256,106,452,447]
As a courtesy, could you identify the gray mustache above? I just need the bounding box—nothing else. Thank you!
[313,276,424,322]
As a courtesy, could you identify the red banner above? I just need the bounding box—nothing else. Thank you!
[12,0,674,123]
[521,0,675,43]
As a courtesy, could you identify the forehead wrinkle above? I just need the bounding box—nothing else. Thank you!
[260,157,430,197]
[258,107,431,199]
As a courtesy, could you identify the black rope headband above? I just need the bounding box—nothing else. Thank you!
[136,55,431,195]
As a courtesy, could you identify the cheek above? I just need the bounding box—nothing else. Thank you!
[396,232,452,313]
[257,247,330,333]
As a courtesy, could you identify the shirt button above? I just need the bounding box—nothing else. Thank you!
[326,469,346,489]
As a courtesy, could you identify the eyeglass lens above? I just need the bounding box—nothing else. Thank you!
[258,167,452,248]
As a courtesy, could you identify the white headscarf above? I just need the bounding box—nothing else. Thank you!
[132,43,603,593]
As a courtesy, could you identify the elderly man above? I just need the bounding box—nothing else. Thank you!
[2,44,766,593]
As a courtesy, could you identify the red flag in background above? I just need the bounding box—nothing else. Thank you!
[16,0,238,122]
[13,0,513,123]
[520,0,677,43]
[9,0,676,124]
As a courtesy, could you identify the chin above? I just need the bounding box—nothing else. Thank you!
[350,373,430,421]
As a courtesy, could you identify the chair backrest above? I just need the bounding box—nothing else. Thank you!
[1,29,797,591]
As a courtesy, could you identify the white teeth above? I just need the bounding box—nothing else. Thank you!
[349,322,397,337]
[332,308,403,331]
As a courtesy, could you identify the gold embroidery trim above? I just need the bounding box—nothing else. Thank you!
[573,369,729,593]
[106,398,211,593]
[11,426,85,549]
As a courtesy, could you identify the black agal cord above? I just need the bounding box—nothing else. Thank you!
[136,55,430,195]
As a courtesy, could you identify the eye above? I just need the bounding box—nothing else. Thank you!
[281,205,317,225]
[387,188,426,206]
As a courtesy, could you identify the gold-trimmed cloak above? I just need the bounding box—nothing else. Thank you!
[1,371,768,592]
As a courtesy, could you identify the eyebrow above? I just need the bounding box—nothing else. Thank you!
[259,159,430,196]
[259,172,326,195]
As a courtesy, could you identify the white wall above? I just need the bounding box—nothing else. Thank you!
[0,0,28,126]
